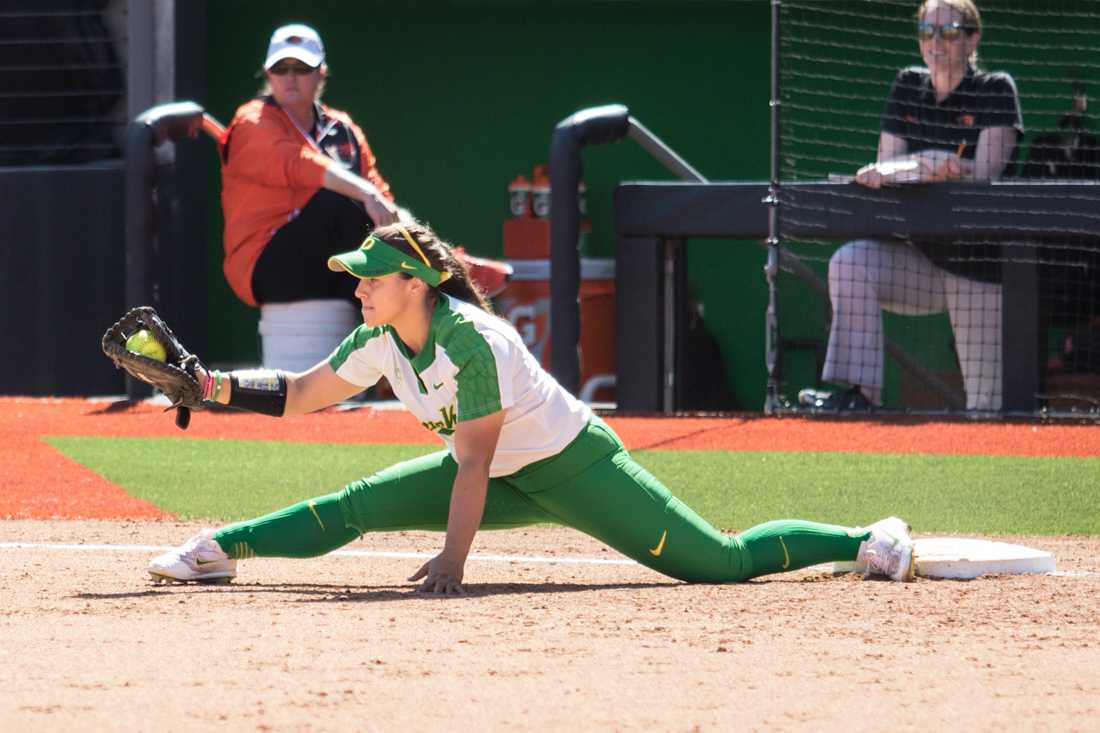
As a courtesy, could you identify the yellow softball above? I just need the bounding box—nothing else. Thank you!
[125,329,167,362]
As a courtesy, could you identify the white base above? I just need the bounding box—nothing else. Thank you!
[833,537,1056,580]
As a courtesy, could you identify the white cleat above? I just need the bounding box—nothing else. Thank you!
[857,516,915,582]
[148,529,237,584]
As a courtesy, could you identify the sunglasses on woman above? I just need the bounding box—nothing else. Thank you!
[268,61,318,76]
[917,21,974,41]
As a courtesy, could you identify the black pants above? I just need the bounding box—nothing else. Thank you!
[252,188,373,305]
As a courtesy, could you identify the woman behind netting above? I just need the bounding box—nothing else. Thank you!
[147,221,917,592]
[799,0,1022,412]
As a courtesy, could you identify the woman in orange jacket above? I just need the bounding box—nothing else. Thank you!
[220,24,400,309]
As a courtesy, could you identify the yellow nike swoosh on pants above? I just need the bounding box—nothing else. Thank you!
[308,501,327,531]
[649,529,668,556]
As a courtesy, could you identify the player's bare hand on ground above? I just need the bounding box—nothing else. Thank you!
[409,554,466,596]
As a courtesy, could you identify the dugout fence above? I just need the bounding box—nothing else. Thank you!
[563,0,1100,418]
[774,0,1100,415]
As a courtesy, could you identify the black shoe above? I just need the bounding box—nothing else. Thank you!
[797,386,873,412]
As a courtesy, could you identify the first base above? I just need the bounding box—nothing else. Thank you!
[911,537,1056,579]
[833,537,1056,579]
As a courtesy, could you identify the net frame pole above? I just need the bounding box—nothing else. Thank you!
[763,0,782,414]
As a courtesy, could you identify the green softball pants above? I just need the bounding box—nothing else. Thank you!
[215,417,869,582]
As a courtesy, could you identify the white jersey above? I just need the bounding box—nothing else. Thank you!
[329,295,591,477]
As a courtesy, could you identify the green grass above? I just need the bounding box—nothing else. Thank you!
[46,436,437,520]
[631,450,1099,536]
[46,436,1100,535]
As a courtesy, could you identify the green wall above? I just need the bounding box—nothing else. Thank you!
[204,1,772,406]
[203,1,1100,410]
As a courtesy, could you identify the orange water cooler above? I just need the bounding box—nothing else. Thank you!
[496,165,615,403]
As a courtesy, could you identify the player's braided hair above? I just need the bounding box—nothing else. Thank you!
[373,222,494,314]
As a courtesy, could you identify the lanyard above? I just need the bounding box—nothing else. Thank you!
[283,103,339,156]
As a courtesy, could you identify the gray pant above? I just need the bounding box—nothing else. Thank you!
[823,239,1003,410]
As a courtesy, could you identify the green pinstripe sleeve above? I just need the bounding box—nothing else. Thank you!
[445,327,502,421]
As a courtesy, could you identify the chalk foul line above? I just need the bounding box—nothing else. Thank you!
[0,541,638,567]
[2,542,1097,576]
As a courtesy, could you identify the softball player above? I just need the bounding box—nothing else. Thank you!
[150,222,916,592]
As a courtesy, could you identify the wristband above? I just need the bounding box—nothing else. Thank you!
[212,370,224,403]
[227,369,288,417]
[201,371,214,402]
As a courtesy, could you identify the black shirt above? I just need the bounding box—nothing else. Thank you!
[882,65,1023,163]
[878,66,1024,283]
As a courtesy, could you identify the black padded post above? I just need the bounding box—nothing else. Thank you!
[123,102,206,399]
[549,104,631,394]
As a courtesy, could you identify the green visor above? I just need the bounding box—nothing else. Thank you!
[327,234,450,287]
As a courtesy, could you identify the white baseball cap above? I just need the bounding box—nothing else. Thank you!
[264,24,325,69]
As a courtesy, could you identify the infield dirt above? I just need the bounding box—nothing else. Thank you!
[2,398,1098,731]
[2,520,1098,732]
